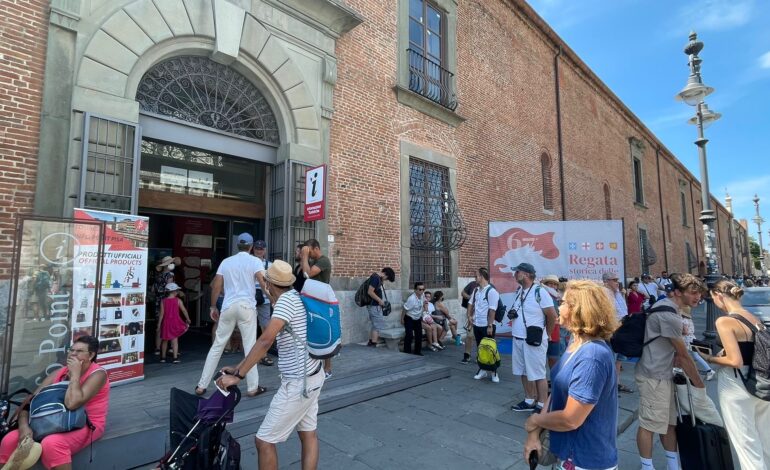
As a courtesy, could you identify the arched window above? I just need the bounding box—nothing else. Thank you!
[541,153,553,211]
[603,183,612,219]
[136,56,280,145]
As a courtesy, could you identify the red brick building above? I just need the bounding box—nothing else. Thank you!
[0,0,751,344]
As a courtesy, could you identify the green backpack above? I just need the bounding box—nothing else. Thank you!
[477,337,501,371]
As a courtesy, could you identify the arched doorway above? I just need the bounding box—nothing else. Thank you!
[134,56,282,353]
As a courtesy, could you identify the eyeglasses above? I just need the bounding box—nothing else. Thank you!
[68,348,89,354]
[417,288,425,291]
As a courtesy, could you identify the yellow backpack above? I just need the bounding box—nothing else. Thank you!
[477,337,501,371]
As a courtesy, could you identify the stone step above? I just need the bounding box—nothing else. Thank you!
[62,354,450,470]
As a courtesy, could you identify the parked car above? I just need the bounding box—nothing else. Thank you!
[742,287,770,327]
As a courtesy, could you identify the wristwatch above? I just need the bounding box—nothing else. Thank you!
[233,369,245,380]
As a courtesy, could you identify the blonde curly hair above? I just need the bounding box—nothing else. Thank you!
[562,280,619,340]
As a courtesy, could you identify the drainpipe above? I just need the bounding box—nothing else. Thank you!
[655,145,669,271]
[689,180,701,268]
[554,46,566,220]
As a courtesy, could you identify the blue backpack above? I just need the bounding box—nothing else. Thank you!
[298,279,342,360]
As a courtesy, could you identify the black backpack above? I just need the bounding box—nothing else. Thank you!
[483,286,507,323]
[730,315,770,401]
[610,305,677,358]
[354,275,374,307]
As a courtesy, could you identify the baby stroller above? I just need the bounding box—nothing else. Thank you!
[157,374,241,470]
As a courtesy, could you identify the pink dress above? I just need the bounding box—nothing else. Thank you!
[161,296,188,340]
[0,362,110,469]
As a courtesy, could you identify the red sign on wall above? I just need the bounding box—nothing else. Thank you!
[304,165,326,222]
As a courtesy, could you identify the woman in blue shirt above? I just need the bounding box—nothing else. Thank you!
[524,279,620,470]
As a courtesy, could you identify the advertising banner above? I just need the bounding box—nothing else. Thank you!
[489,220,624,334]
[74,209,149,385]
[2,217,103,394]
[304,165,326,222]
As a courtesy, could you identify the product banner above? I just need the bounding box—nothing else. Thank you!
[489,220,624,334]
[74,209,149,385]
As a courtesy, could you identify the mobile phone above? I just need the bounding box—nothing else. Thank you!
[690,344,712,355]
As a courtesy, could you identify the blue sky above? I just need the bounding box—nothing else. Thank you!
[527,0,770,235]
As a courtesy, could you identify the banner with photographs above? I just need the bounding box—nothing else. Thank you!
[73,209,149,385]
[2,217,103,394]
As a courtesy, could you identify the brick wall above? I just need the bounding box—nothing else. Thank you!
[0,0,49,278]
[329,0,742,283]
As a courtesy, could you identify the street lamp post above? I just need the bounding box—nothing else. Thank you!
[676,31,721,339]
[753,195,765,274]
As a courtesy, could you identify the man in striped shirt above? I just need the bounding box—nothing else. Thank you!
[219,260,323,470]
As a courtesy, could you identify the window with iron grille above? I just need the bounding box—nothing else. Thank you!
[409,158,452,287]
[541,153,553,211]
[268,162,315,262]
[686,241,697,273]
[603,183,612,219]
[639,228,651,275]
[407,0,456,110]
[80,114,139,213]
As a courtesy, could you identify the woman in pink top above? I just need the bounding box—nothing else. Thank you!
[0,336,110,470]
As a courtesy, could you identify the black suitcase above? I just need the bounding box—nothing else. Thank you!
[674,371,734,470]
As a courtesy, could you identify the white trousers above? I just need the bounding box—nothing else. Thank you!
[717,366,770,470]
[198,302,259,392]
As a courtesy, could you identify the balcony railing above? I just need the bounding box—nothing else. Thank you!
[407,48,458,111]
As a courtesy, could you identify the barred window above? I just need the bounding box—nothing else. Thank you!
[633,156,644,204]
[541,153,553,211]
[409,158,451,287]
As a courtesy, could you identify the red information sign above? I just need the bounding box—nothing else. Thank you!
[304,165,326,222]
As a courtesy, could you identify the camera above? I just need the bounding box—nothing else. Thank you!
[507,306,518,320]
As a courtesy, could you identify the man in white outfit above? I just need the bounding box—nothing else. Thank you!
[197,232,267,397]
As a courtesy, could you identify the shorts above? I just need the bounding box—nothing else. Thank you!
[257,368,325,443]
[635,375,677,435]
[366,304,387,332]
[511,335,548,381]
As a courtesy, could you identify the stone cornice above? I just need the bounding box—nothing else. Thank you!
[272,0,364,37]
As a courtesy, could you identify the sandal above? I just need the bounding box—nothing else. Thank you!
[260,357,274,366]
[618,384,634,394]
[246,386,267,397]
[173,358,181,364]
[194,387,206,396]
[428,346,438,352]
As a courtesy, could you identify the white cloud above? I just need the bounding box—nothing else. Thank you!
[677,0,754,32]
[759,52,770,70]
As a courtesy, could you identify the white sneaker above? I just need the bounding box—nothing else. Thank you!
[491,373,500,383]
[474,370,487,380]
[705,370,716,381]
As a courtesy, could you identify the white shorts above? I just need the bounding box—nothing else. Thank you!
[256,368,325,443]
[511,335,548,381]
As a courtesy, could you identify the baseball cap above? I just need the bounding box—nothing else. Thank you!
[512,263,536,275]
[254,240,267,249]
[238,232,254,245]
[601,272,619,281]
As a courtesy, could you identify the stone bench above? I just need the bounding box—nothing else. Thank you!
[378,327,405,350]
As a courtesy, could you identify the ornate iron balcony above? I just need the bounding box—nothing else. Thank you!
[407,49,458,111]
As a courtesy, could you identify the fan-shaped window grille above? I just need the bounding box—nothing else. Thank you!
[136,56,280,145]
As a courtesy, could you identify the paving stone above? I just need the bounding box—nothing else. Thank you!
[317,415,383,456]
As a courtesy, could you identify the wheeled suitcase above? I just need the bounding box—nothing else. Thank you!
[673,370,734,469]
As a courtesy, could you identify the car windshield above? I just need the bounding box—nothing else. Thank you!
[742,290,770,306]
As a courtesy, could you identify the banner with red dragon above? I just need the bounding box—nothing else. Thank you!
[489,221,624,335]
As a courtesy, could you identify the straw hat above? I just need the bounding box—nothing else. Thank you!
[1,436,42,470]
[541,274,559,284]
[264,260,296,287]
[156,256,181,271]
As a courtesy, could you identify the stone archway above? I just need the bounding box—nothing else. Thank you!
[75,0,321,150]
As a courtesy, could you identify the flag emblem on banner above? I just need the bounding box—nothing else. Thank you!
[609,242,618,250]
[596,242,605,250]
[569,242,577,250]
[581,242,591,250]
